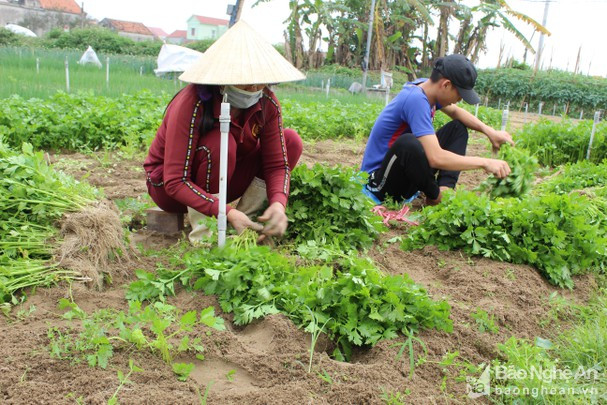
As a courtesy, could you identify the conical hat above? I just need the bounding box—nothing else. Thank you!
[179,20,305,85]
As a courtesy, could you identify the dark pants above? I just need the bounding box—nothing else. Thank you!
[367,120,468,202]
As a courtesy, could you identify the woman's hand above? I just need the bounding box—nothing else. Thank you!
[227,208,263,234]
[258,202,288,239]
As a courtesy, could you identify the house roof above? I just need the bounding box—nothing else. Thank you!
[193,16,229,26]
[167,30,187,38]
[38,0,81,14]
[102,19,153,36]
[148,27,168,38]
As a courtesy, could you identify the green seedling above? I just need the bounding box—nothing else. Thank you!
[305,307,331,373]
[107,359,143,405]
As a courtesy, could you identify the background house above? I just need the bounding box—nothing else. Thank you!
[0,0,84,36]
[99,18,154,42]
[147,26,168,41]
[166,29,186,45]
[186,15,228,41]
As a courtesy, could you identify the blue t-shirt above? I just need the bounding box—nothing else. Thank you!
[361,78,440,174]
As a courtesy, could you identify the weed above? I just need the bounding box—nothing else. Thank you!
[505,268,517,280]
[317,369,333,385]
[380,387,410,404]
[471,309,499,334]
[392,328,428,377]
[195,381,214,405]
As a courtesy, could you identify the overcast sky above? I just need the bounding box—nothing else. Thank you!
[82,0,607,77]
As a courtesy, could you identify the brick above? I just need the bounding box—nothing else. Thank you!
[145,207,184,233]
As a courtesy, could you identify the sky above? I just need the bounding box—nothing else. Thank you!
[82,0,607,77]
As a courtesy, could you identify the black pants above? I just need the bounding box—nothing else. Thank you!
[367,120,468,201]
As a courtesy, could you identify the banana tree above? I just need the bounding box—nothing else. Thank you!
[464,0,550,64]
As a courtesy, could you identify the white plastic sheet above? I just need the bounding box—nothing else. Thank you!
[5,24,37,37]
[154,44,203,76]
[78,46,102,68]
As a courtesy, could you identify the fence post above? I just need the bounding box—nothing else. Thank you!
[501,106,509,131]
[538,101,543,115]
[321,80,324,91]
[587,111,601,160]
[498,98,501,109]
[140,66,143,76]
[524,102,528,124]
[106,57,110,88]
[326,78,330,98]
[474,103,479,117]
[579,110,584,120]
[484,96,488,107]
[64,57,70,93]
[36,57,40,74]
[552,104,557,116]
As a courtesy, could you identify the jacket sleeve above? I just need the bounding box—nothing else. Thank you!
[162,91,223,217]
[259,95,290,208]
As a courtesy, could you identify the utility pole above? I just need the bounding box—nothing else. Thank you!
[534,0,550,72]
[228,0,245,27]
[361,0,376,93]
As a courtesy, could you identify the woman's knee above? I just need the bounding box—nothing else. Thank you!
[284,128,303,168]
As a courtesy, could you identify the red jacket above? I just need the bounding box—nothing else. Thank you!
[144,84,290,217]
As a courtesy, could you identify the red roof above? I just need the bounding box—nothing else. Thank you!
[194,16,229,26]
[38,0,81,14]
[102,19,153,36]
[148,27,168,38]
[167,30,187,38]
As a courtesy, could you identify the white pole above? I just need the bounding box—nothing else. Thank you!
[539,101,543,115]
[321,80,324,91]
[552,104,556,116]
[36,57,39,74]
[218,93,231,247]
[65,57,70,93]
[140,66,143,76]
[326,78,330,98]
[474,104,479,117]
[501,107,509,131]
[587,111,601,160]
[498,98,501,109]
[106,57,110,88]
[524,102,528,124]
[361,0,377,93]
[384,87,390,106]
[579,110,583,120]
[534,0,550,72]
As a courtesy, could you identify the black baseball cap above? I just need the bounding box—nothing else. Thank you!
[433,54,480,105]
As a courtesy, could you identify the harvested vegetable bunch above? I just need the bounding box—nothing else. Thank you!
[0,138,99,305]
[477,145,538,198]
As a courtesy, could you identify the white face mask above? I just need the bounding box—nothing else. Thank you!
[224,85,263,109]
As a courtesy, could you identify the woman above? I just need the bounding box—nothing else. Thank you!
[144,21,305,242]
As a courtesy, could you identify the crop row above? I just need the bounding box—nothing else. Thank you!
[0,91,502,152]
[475,68,607,112]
